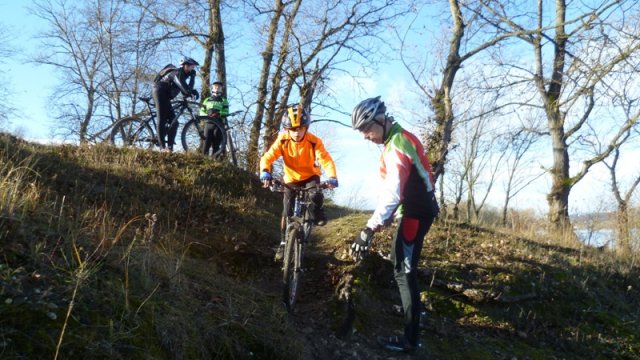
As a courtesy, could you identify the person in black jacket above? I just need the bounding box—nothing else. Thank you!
[152,57,200,152]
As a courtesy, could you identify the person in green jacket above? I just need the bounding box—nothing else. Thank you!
[199,81,230,157]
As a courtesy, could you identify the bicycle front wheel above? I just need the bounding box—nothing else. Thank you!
[283,223,303,313]
[110,116,156,149]
[181,118,205,153]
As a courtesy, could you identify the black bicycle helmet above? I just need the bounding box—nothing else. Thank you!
[282,104,311,129]
[179,56,200,66]
[351,96,386,130]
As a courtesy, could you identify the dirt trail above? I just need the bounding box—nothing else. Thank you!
[256,235,424,360]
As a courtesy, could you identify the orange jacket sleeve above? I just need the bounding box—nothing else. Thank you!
[311,134,337,179]
[259,132,284,173]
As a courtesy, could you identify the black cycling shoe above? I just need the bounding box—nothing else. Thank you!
[419,310,429,329]
[314,208,327,226]
[377,335,420,353]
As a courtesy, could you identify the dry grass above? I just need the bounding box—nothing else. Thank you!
[1,132,639,359]
[0,134,295,358]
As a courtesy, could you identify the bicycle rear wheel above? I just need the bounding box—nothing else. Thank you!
[110,116,156,149]
[182,116,227,157]
[225,130,238,166]
[283,223,303,313]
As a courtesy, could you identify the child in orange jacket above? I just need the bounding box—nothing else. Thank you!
[259,104,338,259]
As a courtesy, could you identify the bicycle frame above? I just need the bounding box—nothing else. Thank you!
[110,96,200,150]
[270,179,327,313]
[288,188,314,239]
[139,97,159,133]
[171,98,200,123]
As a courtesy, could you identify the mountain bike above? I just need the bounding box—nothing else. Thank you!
[269,179,330,313]
[180,110,242,166]
[110,96,199,151]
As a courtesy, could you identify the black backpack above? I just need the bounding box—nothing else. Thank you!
[153,63,177,83]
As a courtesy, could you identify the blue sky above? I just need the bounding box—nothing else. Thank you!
[1,2,57,139]
[1,1,637,217]
[0,1,403,211]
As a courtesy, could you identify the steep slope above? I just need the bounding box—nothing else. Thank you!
[1,133,640,359]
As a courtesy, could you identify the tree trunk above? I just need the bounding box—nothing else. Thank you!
[247,0,285,172]
[545,112,572,233]
[199,0,225,99]
[211,0,226,89]
[438,172,447,219]
[79,91,95,144]
[537,0,573,233]
[616,202,631,254]
[502,194,510,227]
[262,0,303,151]
[427,0,464,182]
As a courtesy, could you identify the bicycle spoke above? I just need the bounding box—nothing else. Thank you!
[181,118,205,153]
[110,117,156,149]
[173,102,200,153]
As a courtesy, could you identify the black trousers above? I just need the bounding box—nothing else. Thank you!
[151,84,178,149]
[391,215,434,346]
[203,121,223,156]
[281,175,323,229]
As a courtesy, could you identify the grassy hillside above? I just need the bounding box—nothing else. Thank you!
[1,133,639,359]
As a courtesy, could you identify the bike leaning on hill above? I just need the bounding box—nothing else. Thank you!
[110,96,199,151]
[181,110,242,166]
[268,179,330,313]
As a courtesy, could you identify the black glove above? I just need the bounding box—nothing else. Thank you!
[350,227,374,260]
[191,89,199,100]
[208,109,221,119]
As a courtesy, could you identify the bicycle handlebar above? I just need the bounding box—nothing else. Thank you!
[268,179,330,193]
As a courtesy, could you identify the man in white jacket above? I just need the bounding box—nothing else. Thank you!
[350,96,439,353]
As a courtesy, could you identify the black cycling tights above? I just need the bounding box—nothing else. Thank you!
[152,86,178,150]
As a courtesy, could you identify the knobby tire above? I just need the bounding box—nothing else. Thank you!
[181,118,204,153]
[181,117,227,157]
[110,117,156,149]
[226,132,238,166]
[283,223,303,313]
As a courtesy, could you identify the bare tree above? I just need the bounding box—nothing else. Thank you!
[500,127,544,227]
[32,0,107,143]
[246,0,292,168]
[463,116,507,223]
[135,0,227,98]
[397,1,524,185]
[604,142,640,254]
[444,145,467,221]
[245,0,411,171]
[476,0,640,233]
[32,0,163,143]
[90,0,159,142]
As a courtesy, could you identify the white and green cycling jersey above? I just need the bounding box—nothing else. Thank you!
[366,122,436,230]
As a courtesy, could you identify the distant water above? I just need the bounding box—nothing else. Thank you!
[575,228,614,248]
